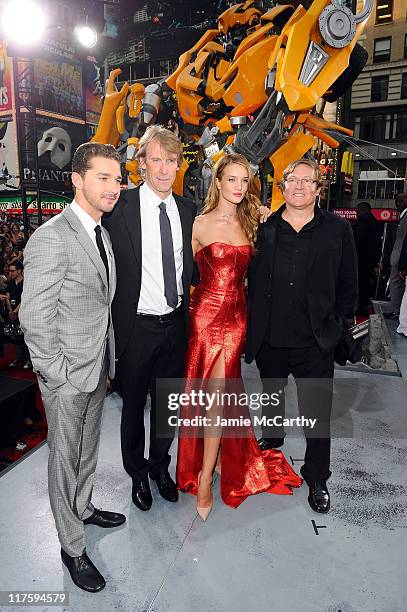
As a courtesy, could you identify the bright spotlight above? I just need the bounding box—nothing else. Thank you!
[1,0,46,46]
[75,24,97,48]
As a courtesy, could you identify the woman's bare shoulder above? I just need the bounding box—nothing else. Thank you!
[193,214,208,226]
[193,214,210,233]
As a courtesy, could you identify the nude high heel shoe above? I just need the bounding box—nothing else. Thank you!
[197,471,213,521]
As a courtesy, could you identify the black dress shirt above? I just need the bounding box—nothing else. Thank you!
[268,209,320,348]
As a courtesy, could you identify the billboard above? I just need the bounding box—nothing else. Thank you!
[0,42,13,114]
[21,115,86,193]
[333,208,400,222]
[0,195,69,215]
[84,58,103,125]
[33,58,83,119]
[0,116,19,190]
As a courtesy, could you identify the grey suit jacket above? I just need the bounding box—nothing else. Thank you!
[390,212,407,266]
[20,204,116,392]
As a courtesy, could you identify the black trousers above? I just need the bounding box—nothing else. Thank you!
[118,310,186,485]
[255,342,334,483]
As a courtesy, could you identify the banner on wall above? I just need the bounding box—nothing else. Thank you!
[0,195,69,215]
[33,58,83,119]
[21,115,86,193]
[84,58,103,125]
[334,208,400,222]
[0,42,13,113]
[0,116,19,190]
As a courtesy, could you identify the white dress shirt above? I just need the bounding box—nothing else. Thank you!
[70,200,112,278]
[138,182,183,315]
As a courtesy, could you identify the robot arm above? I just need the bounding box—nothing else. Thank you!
[138,80,174,130]
[92,69,129,146]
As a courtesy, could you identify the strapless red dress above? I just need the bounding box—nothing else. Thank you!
[176,242,302,508]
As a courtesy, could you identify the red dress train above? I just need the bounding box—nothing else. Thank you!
[176,242,302,508]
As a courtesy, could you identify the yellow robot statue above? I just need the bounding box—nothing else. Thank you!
[93,0,373,209]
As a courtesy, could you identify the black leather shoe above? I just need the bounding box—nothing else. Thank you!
[132,478,152,511]
[383,312,399,319]
[307,481,331,513]
[150,469,178,502]
[61,548,105,593]
[83,508,126,528]
[258,437,285,451]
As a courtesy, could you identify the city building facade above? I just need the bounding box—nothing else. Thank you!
[346,0,407,208]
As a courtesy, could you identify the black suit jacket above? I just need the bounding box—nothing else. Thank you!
[245,206,358,363]
[103,186,197,358]
[352,212,382,268]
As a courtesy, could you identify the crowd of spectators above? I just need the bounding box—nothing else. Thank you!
[0,212,33,369]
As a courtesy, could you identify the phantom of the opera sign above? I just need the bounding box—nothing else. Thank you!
[21,115,86,193]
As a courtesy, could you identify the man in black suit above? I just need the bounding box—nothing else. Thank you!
[103,126,196,511]
[245,158,357,513]
[352,201,381,316]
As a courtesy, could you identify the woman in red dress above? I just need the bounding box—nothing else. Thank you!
[176,153,302,519]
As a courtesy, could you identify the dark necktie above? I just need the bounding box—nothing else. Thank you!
[159,201,178,309]
[94,225,109,284]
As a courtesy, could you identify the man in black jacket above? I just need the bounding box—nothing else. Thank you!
[103,126,196,511]
[352,201,382,316]
[246,158,358,513]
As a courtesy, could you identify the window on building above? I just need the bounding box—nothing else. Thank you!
[375,0,393,24]
[357,181,368,199]
[353,117,360,139]
[393,112,407,139]
[371,75,389,102]
[401,74,407,99]
[373,37,391,63]
[360,114,391,141]
[357,179,403,201]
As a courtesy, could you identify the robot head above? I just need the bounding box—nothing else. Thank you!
[37,126,72,169]
[218,1,261,60]
[218,1,261,36]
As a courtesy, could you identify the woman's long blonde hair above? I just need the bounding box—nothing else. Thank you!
[202,153,261,246]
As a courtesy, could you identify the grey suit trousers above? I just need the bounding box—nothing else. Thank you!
[389,265,405,314]
[38,355,107,556]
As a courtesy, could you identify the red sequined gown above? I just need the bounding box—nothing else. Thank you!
[176,242,302,508]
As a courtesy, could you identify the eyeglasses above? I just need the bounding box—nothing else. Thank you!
[285,177,316,186]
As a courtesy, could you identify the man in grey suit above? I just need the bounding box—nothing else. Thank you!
[384,192,407,319]
[20,143,125,593]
